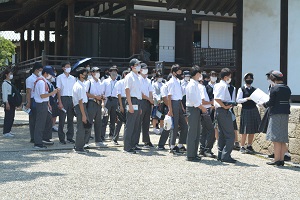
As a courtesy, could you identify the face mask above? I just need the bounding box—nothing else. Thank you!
[65,68,71,74]
[135,65,141,72]
[86,67,90,71]
[95,73,100,79]
[47,74,52,80]
[226,78,231,84]
[38,71,42,77]
[50,77,55,82]
[9,74,13,80]
[157,78,163,83]
[87,75,92,80]
[245,79,253,85]
[184,77,190,81]
[175,73,182,80]
[54,73,57,76]
[141,69,148,75]
[110,72,118,78]
[210,77,217,82]
[199,75,203,81]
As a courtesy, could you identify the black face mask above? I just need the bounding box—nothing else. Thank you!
[203,80,209,86]
[245,79,253,85]
[176,74,182,80]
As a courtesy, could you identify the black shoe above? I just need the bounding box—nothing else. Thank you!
[179,146,187,152]
[60,140,66,145]
[124,149,136,154]
[67,139,75,144]
[157,146,166,150]
[30,139,34,143]
[89,136,94,140]
[267,160,283,166]
[33,145,47,149]
[170,146,184,155]
[221,158,237,163]
[203,151,216,158]
[233,142,240,150]
[284,155,291,161]
[268,153,275,158]
[42,139,54,145]
[246,145,255,154]
[186,157,201,162]
[134,146,142,151]
[146,142,154,147]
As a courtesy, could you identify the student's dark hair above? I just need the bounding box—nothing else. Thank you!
[32,62,43,71]
[75,67,87,78]
[2,68,10,80]
[190,65,201,77]
[270,74,284,82]
[244,74,254,80]
[220,68,231,79]
[61,61,71,68]
[171,64,180,73]
[122,70,129,78]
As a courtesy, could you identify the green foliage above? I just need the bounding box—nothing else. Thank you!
[0,36,16,66]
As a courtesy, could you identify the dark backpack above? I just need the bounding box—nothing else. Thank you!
[5,81,22,107]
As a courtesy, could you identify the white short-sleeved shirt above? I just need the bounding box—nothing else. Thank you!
[186,79,202,108]
[116,79,126,98]
[72,80,88,106]
[160,84,168,98]
[139,76,153,98]
[85,78,104,100]
[102,77,118,98]
[180,79,189,96]
[26,73,38,98]
[199,84,211,108]
[34,77,49,103]
[124,71,142,100]
[213,80,232,108]
[56,73,76,96]
[167,76,183,100]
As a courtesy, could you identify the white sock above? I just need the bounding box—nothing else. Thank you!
[178,144,183,148]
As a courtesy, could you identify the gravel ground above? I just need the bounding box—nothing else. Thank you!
[1,111,300,199]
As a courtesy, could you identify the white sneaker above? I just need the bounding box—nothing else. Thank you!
[52,126,58,132]
[9,132,15,136]
[153,128,161,135]
[95,142,108,147]
[3,133,14,138]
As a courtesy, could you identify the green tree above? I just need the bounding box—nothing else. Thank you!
[0,36,16,66]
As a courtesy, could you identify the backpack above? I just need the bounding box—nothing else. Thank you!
[5,81,22,107]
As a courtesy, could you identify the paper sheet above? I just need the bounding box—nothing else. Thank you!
[250,88,269,104]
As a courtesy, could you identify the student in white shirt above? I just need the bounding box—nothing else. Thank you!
[113,70,129,145]
[73,67,91,154]
[2,69,16,138]
[123,59,142,154]
[137,63,154,148]
[213,68,236,163]
[85,67,106,147]
[151,71,164,134]
[33,66,58,149]
[101,66,119,140]
[180,70,190,111]
[167,64,188,154]
[56,61,76,144]
[25,62,43,143]
[185,66,207,162]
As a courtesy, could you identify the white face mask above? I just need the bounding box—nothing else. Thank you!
[199,75,203,81]
[54,73,57,76]
[47,74,52,80]
[157,78,163,83]
[135,65,141,72]
[210,77,217,82]
[110,72,118,78]
[50,77,55,82]
[38,71,42,77]
[184,77,190,81]
[86,67,90,71]
[226,78,231,84]
[88,75,92,80]
[141,69,148,75]
[95,73,100,79]
[9,74,13,80]
[65,68,71,74]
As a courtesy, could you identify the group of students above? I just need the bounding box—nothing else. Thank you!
[1,60,292,165]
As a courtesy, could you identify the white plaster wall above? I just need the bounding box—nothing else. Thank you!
[288,0,300,95]
[201,21,233,49]
[159,20,175,62]
[242,0,281,93]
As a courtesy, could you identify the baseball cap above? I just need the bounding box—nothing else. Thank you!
[244,72,254,79]
[90,67,100,72]
[271,70,283,78]
[183,71,190,77]
[42,66,55,77]
[109,66,118,72]
[129,58,141,67]
[141,63,148,69]
[266,70,274,76]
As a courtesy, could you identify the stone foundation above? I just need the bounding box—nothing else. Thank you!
[234,104,300,163]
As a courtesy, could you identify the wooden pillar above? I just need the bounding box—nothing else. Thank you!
[55,7,62,56]
[34,21,40,57]
[108,3,114,17]
[44,15,50,55]
[67,0,75,56]
[185,8,194,66]
[235,0,243,89]
[280,0,288,84]
[20,30,25,62]
[130,15,144,56]
[27,27,32,60]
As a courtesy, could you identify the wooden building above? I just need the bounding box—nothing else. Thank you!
[0,0,298,100]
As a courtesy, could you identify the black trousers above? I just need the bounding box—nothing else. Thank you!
[3,104,15,134]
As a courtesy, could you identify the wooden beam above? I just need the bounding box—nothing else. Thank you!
[34,20,40,57]
[27,26,32,60]
[235,0,242,90]
[0,4,22,13]
[67,0,75,56]
[44,14,50,55]
[20,30,25,62]
[55,6,62,56]
[280,0,288,84]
